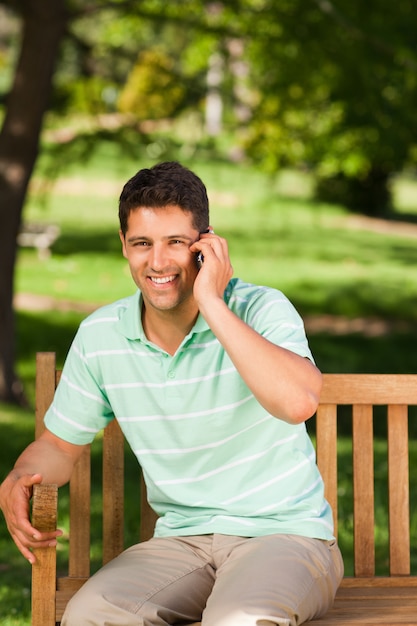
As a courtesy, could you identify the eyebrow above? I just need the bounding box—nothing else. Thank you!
[126,234,195,244]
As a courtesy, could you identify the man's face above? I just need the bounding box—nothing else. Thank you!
[120,204,200,314]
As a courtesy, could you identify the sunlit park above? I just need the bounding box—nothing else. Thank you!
[1,2,417,624]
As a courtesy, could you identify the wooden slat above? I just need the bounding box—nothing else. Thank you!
[140,472,158,542]
[103,420,125,564]
[352,404,375,576]
[388,404,410,575]
[68,446,91,578]
[316,403,338,538]
[34,353,91,579]
[312,611,417,625]
[35,352,56,438]
[55,578,88,621]
[31,484,58,626]
[309,578,417,624]
[321,374,417,405]
[339,575,417,588]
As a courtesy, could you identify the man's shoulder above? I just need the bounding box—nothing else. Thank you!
[225,278,286,306]
[79,293,137,330]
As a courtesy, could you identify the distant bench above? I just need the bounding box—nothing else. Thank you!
[17,223,60,259]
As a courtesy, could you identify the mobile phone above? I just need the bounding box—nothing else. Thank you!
[196,251,204,269]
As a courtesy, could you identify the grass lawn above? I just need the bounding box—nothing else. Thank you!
[0,406,33,626]
[1,141,417,623]
[14,144,417,382]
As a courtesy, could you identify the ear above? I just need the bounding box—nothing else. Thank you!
[119,230,128,258]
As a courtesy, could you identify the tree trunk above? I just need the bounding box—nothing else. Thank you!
[0,0,67,404]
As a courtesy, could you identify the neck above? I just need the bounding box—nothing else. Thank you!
[141,304,199,355]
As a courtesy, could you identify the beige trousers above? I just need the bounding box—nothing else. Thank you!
[62,533,343,626]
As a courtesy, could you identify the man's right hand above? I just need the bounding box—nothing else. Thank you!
[0,471,62,564]
[0,429,85,564]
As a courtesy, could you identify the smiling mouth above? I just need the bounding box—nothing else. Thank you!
[149,275,177,285]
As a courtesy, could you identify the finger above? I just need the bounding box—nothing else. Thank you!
[14,535,37,565]
[12,527,62,562]
[18,516,57,541]
[15,535,59,565]
[24,472,43,491]
[199,236,230,264]
[199,226,215,236]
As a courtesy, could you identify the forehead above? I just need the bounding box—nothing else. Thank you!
[125,205,196,233]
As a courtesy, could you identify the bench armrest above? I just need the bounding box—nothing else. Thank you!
[31,483,58,626]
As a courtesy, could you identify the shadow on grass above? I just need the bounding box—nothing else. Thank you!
[17,310,84,360]
[16,310,85,404]
[51,228,122,256]
[309,331,417,375]
[390,210,417,224]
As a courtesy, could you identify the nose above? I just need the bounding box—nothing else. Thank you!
[149,243,169,271]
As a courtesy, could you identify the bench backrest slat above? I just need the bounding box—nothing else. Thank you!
[69,449,91,577]
[103,421,125,565]
[388,404,410,575]
[315,403,338,537]
[352,405,375,576]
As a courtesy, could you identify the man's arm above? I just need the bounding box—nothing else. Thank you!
[201,300,321,424]
[0,429,87,564]
[191,232,322,425]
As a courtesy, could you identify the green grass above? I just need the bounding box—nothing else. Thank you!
[19,146,417,322]
[2,141,417,623]
[0,406,35,626]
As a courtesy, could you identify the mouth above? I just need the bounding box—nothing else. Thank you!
[148,275,177,286]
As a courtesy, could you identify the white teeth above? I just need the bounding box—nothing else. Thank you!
[150,276,175,284]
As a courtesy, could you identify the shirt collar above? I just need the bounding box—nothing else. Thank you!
[116,290,210,341]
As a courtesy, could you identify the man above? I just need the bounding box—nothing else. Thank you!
[0,161,343,625]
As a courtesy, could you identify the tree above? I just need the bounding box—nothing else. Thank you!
[3,0,415,403]
[242,0,417,215]
[0,0,67,404]
[0,0,233,404]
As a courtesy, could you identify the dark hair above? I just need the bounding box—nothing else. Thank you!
[119,161,209,235]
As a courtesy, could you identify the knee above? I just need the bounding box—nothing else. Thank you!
[61,582,145,626]
[61,583,109,626]
[61,591,90,626]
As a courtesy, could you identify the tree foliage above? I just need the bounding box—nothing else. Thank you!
[1,0,417,403]
[242,0,417,214]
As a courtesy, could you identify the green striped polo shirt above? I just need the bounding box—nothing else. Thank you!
[45,278,334,540]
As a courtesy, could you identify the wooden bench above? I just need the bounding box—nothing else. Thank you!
[31,352,417,625]
[17,222,60,260]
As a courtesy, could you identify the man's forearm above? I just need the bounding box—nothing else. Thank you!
[200,298,322,424]
[5,430,86,490]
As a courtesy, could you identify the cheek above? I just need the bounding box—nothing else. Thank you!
[124,253,142,276]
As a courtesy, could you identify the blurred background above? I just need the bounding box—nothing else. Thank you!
[0,2,417,622]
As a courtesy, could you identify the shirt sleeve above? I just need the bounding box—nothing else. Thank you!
[244,286,314,362]
[44,332,115,445]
